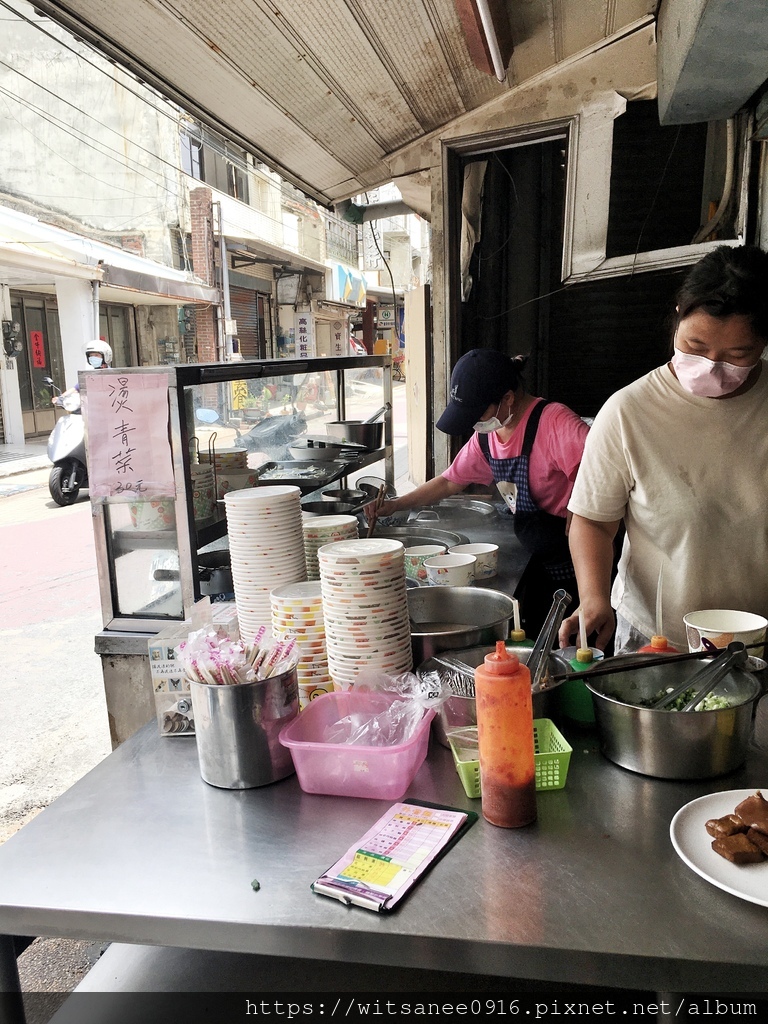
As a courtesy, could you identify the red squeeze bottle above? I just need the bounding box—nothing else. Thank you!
[637,635,679,654]
[474,641,537,828]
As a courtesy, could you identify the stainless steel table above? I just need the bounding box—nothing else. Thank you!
[2,720,768,1019]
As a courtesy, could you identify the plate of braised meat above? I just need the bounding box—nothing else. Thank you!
[670,789,768,907]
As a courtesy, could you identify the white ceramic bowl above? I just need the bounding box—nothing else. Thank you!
[448,542,499,579]
[423,552,476,587]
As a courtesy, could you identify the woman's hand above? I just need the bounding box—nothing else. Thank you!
[559,513,622,651]
[559,600,615,651]
[363,496,397,526]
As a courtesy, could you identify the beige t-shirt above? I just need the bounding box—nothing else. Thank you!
[568,362,768,650]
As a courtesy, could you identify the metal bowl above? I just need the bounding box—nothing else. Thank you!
[585,655,761,779]
[419,644,561,747]
[320,487,367,504]
[407,586,515,666]
[300,500,357,516]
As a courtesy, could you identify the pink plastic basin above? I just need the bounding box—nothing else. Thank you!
[279,690,434,800]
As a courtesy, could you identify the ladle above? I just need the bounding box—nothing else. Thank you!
[652,641,747,711]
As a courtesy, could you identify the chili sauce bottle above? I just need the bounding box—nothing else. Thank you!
[474,641,536,828]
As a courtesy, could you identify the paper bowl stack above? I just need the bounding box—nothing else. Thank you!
[190,462,216,521]
[199,446,248,474]
[317,538,412,691]
[224,485,307,644]
[270,581,333,708]
[302,514,359,580]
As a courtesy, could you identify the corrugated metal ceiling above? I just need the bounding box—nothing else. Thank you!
[32,1,657,204]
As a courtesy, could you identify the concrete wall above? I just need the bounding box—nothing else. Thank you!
[0,0,183,268]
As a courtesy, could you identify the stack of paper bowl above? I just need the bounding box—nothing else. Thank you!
[302,514,359,580]
[224,486,307,644]
[318,538,412,691]
[270,581,333,708]
[200,447,248,474]
[190,463,216,521]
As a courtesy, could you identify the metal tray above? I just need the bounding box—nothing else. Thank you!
[251,460,353,491]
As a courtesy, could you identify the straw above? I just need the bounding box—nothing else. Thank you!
[578,609,588,653]
[512,598,521,634]
[655,562,664,639]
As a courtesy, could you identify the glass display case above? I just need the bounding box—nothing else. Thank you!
[86,355,393,634]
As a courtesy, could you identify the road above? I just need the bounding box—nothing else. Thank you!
[0,470,111,844]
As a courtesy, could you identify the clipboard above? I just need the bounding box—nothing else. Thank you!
[312,799,478,912]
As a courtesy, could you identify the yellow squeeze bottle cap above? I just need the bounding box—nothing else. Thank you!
[509,628,527,643]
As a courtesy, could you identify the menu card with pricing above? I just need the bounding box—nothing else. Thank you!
[313,800,477,912]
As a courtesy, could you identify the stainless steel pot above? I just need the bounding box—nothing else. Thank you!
[408,586,515,665]
[375,525,470,549]
[197,551,233,597]
[326,405,388,449]
[419,644,561,747]
[585,654,761,779]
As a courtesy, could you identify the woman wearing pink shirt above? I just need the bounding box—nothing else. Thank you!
[369,348,589,634]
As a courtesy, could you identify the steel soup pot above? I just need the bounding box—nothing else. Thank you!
[408,586,515,665]
[584,654,761,779]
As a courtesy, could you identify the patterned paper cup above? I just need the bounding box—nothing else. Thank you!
[404,545,447,581]
[423,553,476,587]
[683,609,768,653]
[448,542,499,579]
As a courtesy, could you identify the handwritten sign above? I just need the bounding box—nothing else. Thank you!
[85,373,175,498]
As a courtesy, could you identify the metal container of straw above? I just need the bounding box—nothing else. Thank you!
[190,667,299,789]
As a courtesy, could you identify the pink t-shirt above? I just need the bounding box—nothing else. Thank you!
[442,399,589,517]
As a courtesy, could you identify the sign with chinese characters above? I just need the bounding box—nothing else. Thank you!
[330,320,346,357]
[85,373,175,498]
[30,331,46,368]
[295,313,315,359]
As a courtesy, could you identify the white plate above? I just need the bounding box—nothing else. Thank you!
[669,788,768,907]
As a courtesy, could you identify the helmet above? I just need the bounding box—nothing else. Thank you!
[83,339,113,366]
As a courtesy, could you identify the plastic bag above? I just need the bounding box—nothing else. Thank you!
[322,669,448,746]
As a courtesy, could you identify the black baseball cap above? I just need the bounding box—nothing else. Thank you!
[436,349,521,435]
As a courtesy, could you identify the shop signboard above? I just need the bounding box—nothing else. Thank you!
[296,312,315,359]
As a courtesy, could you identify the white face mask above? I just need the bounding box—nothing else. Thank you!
[473,401,513,434]
[671,347,757,398]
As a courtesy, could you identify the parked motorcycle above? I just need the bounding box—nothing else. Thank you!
[44,377,88,506]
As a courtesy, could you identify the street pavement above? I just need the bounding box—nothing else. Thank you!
[0,460,112,1013]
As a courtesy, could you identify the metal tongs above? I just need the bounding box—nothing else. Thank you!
[651,641,747,711]
[529,588,572,694]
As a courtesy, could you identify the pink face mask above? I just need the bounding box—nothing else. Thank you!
[671,347,757,398]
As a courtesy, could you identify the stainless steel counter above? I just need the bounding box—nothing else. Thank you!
[2,720,768,1006]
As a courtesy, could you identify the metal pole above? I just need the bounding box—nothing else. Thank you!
[0,935,26,1024]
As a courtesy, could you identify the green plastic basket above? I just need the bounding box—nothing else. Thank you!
[448,718,572,800]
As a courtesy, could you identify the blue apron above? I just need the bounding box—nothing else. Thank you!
[478,400,574,582]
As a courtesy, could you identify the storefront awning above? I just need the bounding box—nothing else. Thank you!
[0,206,219,304]
[32,1,658,207]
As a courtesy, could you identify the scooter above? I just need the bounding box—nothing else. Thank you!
[44,377,88,506]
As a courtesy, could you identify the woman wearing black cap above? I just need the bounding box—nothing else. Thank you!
[367,347,589,635]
